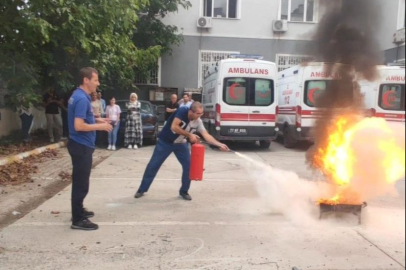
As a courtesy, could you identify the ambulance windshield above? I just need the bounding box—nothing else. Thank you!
[379,84,405,111]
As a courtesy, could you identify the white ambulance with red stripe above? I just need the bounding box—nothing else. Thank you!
[276,62,352,148]
[201,58,279,148]
[360,65,405,124]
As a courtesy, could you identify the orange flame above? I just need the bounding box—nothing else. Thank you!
[316,115,405,205]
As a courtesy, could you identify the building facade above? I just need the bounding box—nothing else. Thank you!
[1,0,404,138]
[159,0,325,95]
[369,0,405,64]
[133,0,405,101]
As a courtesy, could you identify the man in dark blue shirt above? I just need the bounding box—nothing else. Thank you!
[135,102,229,201]
[68,67,112,231]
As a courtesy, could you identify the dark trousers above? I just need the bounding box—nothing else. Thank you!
[138,140,191,193]
[68,140,95,222]
[20,114,33,141]
[62,111,68,137]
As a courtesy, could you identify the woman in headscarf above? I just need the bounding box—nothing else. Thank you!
[124,93,143,149]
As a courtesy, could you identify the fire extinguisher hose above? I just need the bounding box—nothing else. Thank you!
[198,140,236,153]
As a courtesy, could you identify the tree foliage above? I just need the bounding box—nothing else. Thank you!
[1,0,189,108]
[133,0,191,54]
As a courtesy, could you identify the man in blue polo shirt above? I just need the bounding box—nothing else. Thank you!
[68,67,112,231]
[135,102,229,201]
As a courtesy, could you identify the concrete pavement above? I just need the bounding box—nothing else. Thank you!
[0,142,404,270]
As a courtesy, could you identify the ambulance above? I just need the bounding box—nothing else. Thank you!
[276,62,353,148]
[201,57,279,148]
[359,65,405,124]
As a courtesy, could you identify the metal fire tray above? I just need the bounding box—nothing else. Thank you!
[319,202,367,224]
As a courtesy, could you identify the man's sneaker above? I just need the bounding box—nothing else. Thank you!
[128,145,133,149]
[134,192,144,199]
[107,145,112,150]
[50,138,55,143]
[71,218,99,231]
[112,145,116,151]
[83,209,95,218]
[133,145,138,150]
[61,137,68,141]
[180,192,192,201]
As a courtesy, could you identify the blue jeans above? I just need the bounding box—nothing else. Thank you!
[138,140,191,193]
[108,121,120,146]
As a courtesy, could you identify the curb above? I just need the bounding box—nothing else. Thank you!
[0,141,67,167]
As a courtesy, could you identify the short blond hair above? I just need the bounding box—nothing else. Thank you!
[130,93,138,100]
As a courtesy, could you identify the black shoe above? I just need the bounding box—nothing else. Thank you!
[70,209,95,222]
[180,192,192,201]
[83,208,95,218]
[134,192,144,199]
[71,218,99,231]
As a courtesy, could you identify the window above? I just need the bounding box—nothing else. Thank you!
[398,0,405,29]
[304,80,353,108]
[304,81,327,107]
[252,79,274,106]
[281,0,289,20]
[116,101,153,114]
[199,50,239,87]
[379,84,405,111]
[223,78,275,106]
[224,78,248,105]
[140,102,153,114]
[134,58,161,85]
[276,54,313,72]
[203,0,238,19]
[279,0,317,22]
[204,0,212,17]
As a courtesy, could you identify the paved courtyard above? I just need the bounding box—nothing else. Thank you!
[0,141,404,270]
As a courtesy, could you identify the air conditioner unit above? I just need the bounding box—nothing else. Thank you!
[273,20,288,32]
[393,28,405,44]
[197,17,213,29]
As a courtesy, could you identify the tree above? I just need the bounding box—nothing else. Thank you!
[132,0,192,75]
[0,0,163,108]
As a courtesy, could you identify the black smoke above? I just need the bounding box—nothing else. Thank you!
[306,0,382,170]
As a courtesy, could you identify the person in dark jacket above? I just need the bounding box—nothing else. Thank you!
[164,94,179,125]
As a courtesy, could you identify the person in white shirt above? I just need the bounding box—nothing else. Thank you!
[105,97,121,150]
[179,93,194,108]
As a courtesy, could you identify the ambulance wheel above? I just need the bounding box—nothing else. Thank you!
[283,127,297,149]
[259,140,271,149]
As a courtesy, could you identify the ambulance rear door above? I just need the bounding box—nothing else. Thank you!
[247,60,278,137]
[375,69,405,123]
[220,61,251,137]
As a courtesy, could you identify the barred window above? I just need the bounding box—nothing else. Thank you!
[199,50,239,87]
[276,54,313,72]
[134,59,161,85]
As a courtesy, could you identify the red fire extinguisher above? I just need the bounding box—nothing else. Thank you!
[190,143,205,181]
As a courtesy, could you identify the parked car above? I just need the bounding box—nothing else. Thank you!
[156,105,166,125]
[115,100,159,146]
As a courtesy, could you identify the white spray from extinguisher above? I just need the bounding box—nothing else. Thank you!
[203,141,330,223]
[233,151,331,225]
